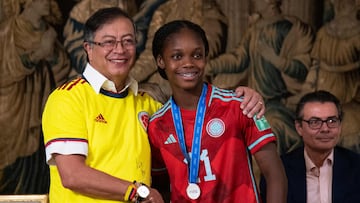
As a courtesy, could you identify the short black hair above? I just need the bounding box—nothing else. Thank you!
[84,7,135,42]
[295,90,343,120]
[152,20,209,80]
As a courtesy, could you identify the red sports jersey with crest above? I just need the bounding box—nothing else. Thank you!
[148,84,275,203]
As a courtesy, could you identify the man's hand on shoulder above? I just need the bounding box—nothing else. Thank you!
[234,86,265,119]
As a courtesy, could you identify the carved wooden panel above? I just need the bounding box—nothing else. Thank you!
[216,0,325,50]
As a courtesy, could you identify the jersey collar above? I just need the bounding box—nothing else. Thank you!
[83,63,138,96]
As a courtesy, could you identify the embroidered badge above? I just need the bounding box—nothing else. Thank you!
[253,115,271,131]
[206,118,225,138]
[138,111,150,130]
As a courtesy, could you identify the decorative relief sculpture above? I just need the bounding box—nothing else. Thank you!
[205,0,315,154]
[0,0,71,193]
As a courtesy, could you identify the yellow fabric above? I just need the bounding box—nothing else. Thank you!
[42,78,162,203]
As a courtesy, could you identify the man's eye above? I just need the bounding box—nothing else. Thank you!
[102,40,116,47]
[328,118,338,123]
[309,120,321,125]
[123,38,135,45]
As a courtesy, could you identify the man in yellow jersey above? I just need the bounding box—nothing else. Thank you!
[42,7,265,203]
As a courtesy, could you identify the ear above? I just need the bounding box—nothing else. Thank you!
[295,121,303,137]
[84,42,92,62]
[156,55,165,69]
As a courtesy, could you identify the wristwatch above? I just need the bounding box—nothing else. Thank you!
[137,185,150,199]
[134,182,150,202]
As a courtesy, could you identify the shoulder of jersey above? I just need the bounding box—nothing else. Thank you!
[138,91,153,98]
[210,86,243,103]
[54,77,88,92]
[149,100,171,122]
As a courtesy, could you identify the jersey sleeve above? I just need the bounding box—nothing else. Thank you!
[148,118,167,175]
[42,88,88,165]
[245,115,276,154]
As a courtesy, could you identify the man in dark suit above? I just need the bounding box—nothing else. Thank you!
[260,90,360,203]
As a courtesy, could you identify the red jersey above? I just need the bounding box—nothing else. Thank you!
[148,84,275,203]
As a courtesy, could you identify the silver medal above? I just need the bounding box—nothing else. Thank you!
[186,183,201,200]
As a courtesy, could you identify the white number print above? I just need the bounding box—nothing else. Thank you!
[185,149,216,182]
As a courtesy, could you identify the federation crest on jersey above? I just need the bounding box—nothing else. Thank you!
[138,111,150,130]
[253,115,271,131]
[206,118,225,138]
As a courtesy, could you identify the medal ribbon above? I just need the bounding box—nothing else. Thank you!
[171,84,207,184]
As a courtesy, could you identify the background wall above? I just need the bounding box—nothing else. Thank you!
[55,0,326,50]
[216,0,325,51]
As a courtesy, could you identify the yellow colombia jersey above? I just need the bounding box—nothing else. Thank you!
[42,77,162,203]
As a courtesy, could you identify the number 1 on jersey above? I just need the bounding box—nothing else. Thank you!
[185,149,216,183]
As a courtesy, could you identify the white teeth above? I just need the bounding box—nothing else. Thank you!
[180,72,196,77]
[110,59,125,63]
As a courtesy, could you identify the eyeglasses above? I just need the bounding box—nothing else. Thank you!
[86,38,136,50]
[300,117,341,129]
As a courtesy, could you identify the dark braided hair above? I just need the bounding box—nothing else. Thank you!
[152,20,209,80]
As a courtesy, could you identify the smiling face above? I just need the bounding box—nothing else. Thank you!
[156,28,206,92]
[296,101,342,154]
[84,17,136,89]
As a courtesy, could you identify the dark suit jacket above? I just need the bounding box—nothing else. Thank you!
[260,146,360,203]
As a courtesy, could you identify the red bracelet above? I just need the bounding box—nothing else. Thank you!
[128,186,137,202]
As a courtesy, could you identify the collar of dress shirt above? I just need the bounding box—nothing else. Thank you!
[83,63,138,96]
[304,148,334,173]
